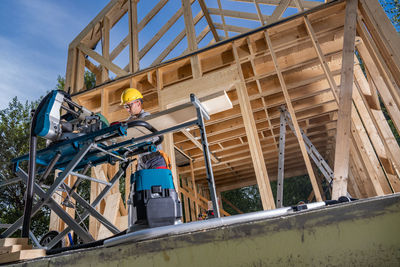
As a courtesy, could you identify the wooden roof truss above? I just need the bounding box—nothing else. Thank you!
[60,0,400,231]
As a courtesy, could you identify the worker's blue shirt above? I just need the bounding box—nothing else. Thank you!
[127,109,165,170]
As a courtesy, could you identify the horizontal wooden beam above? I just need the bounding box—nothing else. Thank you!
[77,43,128,77]
[208,8,269,22]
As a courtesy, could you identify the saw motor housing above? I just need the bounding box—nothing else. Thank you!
[33,90,109,144]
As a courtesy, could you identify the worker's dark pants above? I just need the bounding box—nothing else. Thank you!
[139,152,166,170]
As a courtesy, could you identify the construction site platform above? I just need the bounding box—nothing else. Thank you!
[5,193,400,266]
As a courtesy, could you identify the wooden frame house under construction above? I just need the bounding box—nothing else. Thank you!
[48,0,400,240]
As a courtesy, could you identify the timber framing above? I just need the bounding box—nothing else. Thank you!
[56,0,400,238]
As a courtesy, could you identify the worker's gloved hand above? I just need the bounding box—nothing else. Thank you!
[110,121,121,126]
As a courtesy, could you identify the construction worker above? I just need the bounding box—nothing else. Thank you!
[120,88,168,170]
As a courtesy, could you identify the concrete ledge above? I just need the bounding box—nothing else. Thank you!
[11,193,400,266]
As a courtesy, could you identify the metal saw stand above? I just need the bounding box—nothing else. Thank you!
[1,142,131,248]
[276,105,337,207]
[0,94,220,249]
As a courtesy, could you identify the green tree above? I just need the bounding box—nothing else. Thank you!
[381,0,400,31]
[0,72,97,239]
[0,97,50,238]
[221,175,321,215]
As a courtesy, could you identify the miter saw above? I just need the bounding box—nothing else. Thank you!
[33,90,109,144]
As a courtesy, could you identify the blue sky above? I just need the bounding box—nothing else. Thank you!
[0,0,109,109]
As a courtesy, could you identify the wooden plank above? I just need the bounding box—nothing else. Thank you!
[164,133,179,191]
[128,0,139,73]
[331,0,358,199]
[160,66,238,107]
[359,0,400,80]
[181,0,201,78]
[85,58,100,75]
[90,165,110,239]
[75,50,85,93]
[141,0,196,62]
[208,8,269,22]
[267,0,290,23]
[198,0,219,41]
[181,130,219,163]
[65,47,77,92]
[221,196,243,214]
[349,147,370,197]
[113,0,168,62]
[295,0,339,102]
[0,245,32,255]
[264,30,322,201]
[97,193,121,240]
[254,0,266,25]
[151,7,201,65]
[184,195,191,222]
[348,165,362,198]
[234,44,275,210]
[356,14,400,128]
[0,238,28,247]
[77,43,128,77]
[49,169,63,233]
[116,215,128,231]
[0,249,46,264]
[214,23,252,34]
[138,0,169,31]
[101,16,110,82]
[353,64,400,188]
[231,0,321,9]
[351,107,391,195]
[190,160,199,219]
[356,40,400,136]
[69,0,119,48]
[372,110,400,191]
[216,0,228,38]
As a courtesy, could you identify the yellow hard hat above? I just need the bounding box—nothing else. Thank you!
[120,88,143,105]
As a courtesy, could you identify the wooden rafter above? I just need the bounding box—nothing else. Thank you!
[231,0,321,9]
[152,10,203,66]
[198,0,220,42]
[332,0,358,199]
[77,43,128,77]
[208,8,269,22]
[264,30,323,201]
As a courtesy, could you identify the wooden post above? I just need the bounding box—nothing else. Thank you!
[164,133,179,190]
[190,160,199,219]
[332,0,358,199]
[75,50,85,92]
[181,0,201,78]
[101,16,110,82]
[233,42,275,210]
[65,47,77,93]
[128,0,139,73]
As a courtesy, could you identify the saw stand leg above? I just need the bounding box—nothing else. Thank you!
[191,94,220,218]
[1,142,133,249]
[276,111,287,208]
[45,162,130,249]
